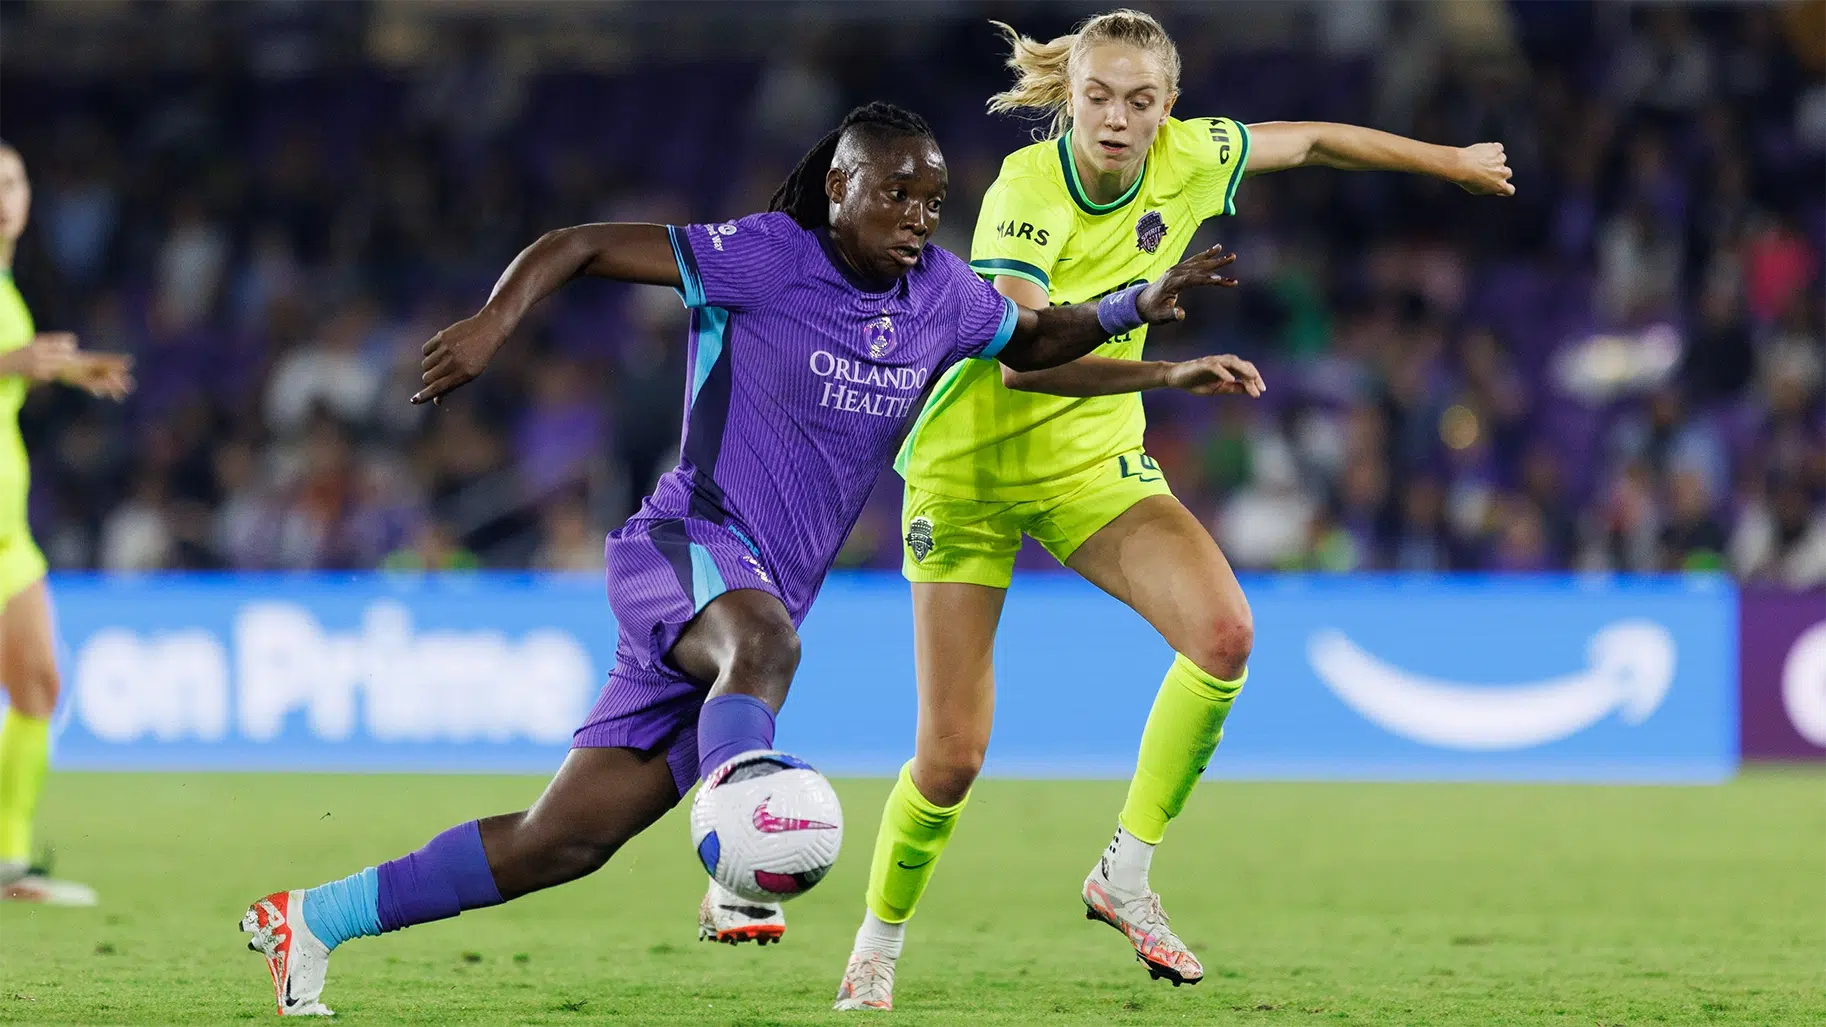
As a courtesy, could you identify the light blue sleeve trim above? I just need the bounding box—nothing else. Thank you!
[974,296,1019,361]
[667,225,705,308]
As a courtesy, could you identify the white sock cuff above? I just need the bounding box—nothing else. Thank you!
[857,908,907,959]
[1107,826,1155,892]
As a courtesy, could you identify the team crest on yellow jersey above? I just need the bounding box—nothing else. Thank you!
[1136,211,1168,253]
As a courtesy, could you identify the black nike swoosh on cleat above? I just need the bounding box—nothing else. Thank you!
[717,903,778,920]
[895,858,933,870]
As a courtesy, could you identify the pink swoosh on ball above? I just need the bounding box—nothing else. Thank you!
[751,796,838,833]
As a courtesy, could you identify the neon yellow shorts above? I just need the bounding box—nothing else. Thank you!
[901,450,1173,588]
[0,527,44,605]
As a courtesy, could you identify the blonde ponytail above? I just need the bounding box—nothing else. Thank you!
[986,9,1182,140]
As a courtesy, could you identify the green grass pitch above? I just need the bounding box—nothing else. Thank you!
[1,770,1821,1025]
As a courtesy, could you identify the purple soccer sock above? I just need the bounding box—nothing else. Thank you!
[375,820,504,932]
[697,693,776,780]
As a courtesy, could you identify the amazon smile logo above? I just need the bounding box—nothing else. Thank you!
[1307,620,1677,750]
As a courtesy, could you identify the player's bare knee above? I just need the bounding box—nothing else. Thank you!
[1183,608,1252,681]
[923,747,982,807]
[913,734,986,807]
[722,621,801,704]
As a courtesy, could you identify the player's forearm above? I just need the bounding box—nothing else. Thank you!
[998,304,1128,372]
[1305,123,1467,182]
[1001,356,1168,397]
[1251,121,1467,184]
[476,223,679,329]
[474,229,601,330]
[1001,246,1236,370]
[0,348,62,383]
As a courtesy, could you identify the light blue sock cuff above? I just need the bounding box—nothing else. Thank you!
[301,866,382,951]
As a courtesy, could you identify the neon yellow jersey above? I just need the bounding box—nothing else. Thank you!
[0,273,33,529]
[897,115,1249,500]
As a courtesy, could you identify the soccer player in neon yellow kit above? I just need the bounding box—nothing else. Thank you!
[0,142,133,904]
[833,10,1514,1008]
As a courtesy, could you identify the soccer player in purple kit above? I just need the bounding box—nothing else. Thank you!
[237,103,1242,1016]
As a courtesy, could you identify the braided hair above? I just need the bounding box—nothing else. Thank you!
[768,102,936,229]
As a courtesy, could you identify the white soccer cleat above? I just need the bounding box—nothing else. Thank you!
[240,890,334,1016]
[0,858,98,906]
[698,879,786,945]
[1082,859,1204,986]
[833,948,896,1011]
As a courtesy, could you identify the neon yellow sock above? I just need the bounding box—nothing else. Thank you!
[0,708,51,863]
[864,761,969,924]
[1118,653,1244,845]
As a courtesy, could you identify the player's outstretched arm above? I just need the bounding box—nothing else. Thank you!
[1004,352,1264,399]
[985,276,1159,396]
[993,263,1263,396]
[988,277,1262,397]
[413,223,680,404]
[1245,122,1515,196]
[0,332,134,400]
[995,245,1239,373]
[58,349,134,400]
[0,333,76,382]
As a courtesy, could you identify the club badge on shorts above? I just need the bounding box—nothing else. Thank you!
[1136,210,1168,253]
[905,516,934,563]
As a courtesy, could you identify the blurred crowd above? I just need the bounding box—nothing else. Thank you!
[2,1,1822,584]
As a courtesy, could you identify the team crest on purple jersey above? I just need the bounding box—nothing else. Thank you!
[1135,210,1168,254]
[864,315,897,359]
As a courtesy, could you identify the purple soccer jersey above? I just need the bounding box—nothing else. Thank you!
[572,212,1017,788]
[652,211,1015,621]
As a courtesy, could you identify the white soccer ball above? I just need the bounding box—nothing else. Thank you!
[690,749,844,904]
